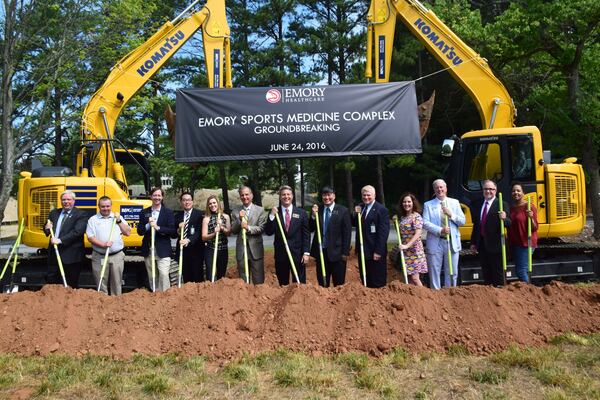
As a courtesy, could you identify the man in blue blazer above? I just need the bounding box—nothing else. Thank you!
[354,185,390,288]
[265,185,310,285]
[423,179,466,289]
[137,187,175,291]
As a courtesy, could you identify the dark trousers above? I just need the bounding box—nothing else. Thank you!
[182,248,205,283]
[275,255,306,285]
[478,240,504,286]
[358,254,387,288]
[205,247,228,282]
[47,261,83,288]
[316,248,347,287]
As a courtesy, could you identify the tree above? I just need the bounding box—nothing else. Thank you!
[1,0,97,226]
[480,0,600,236]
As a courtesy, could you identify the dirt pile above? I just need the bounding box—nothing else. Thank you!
[0,258,599,360]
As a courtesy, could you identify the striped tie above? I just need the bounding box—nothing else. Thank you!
[183,212,190,239]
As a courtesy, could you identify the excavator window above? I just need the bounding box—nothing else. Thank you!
[509,138,534,181]
[462,142,502,190]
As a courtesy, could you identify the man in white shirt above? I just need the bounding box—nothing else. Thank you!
[86,196,131,295]
[423,179,466,289]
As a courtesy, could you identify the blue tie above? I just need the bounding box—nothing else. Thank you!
[55,211,67,237]
[323,207,331,248]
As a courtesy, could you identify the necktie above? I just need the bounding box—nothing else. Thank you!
[55,211,67,237]
[285,208,291,232]
[183,211,190,239]
[245,207,250,219]
[323,207,331,247]
[481,201,489,236]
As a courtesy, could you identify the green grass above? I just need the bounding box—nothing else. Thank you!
[0,334,599,399]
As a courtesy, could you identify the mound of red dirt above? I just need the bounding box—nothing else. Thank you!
[0,257,599,360]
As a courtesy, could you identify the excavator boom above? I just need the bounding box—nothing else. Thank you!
[79,0,232,182]
[367,0,515,129]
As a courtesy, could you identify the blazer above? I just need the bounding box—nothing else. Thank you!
[470,197,511,254]
[309,203,351,262]
[173,208,204,258]
[423,197,466,253]
[44,207,88,265]
[231,203,267,260]
[353,201,390,258]
[265,206,310,262]
[137,205,176,258]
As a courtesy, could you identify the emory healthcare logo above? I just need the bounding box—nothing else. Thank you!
[266,89,281,103]
[265,87,326,104]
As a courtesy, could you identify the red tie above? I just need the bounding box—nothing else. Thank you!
[481,201,489,236]
[285,208,291,232]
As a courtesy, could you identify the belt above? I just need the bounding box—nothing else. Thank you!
[93,249,123,256]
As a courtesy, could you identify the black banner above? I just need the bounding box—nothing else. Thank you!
[175,82,421,162]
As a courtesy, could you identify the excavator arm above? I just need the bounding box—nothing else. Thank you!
[78,0,232,185]
[366,0,515,130]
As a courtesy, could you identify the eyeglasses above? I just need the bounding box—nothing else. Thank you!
[483,188,496,191]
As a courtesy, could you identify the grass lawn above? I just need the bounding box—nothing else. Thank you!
[0,333,599,399]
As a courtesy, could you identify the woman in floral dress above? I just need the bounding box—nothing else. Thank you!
[398,193,428,286]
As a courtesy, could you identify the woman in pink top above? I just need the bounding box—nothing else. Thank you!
[508,183,538,283]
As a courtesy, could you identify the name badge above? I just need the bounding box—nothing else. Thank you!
[370,224,376,233]
[292,213,300,218]
[190,226,195,235]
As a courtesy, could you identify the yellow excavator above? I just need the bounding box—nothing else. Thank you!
[13,0,232,287]
[367,0,596,282]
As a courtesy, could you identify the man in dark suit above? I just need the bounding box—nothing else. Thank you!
[44,190,88,288]
[309,186,352,287]
[265,185,310,285]
[137,187,175,291]
[469,180,511,286]
[173,191,205,283]
[354,185,390,288]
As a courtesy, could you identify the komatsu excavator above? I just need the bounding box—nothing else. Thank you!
[12,0,232,288]
[367,0,597,282]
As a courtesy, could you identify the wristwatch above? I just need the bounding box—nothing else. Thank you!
[116,219,122,224]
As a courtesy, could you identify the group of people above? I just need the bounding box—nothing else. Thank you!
[43,179,538,295]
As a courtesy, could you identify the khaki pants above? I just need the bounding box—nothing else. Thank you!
[144,256,171,292]
[91,251,125,295]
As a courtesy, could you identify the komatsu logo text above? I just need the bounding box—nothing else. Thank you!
[413,18,463,66]
[137,31,185,77]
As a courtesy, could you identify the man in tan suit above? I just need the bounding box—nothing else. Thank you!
[231,186,267,284]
